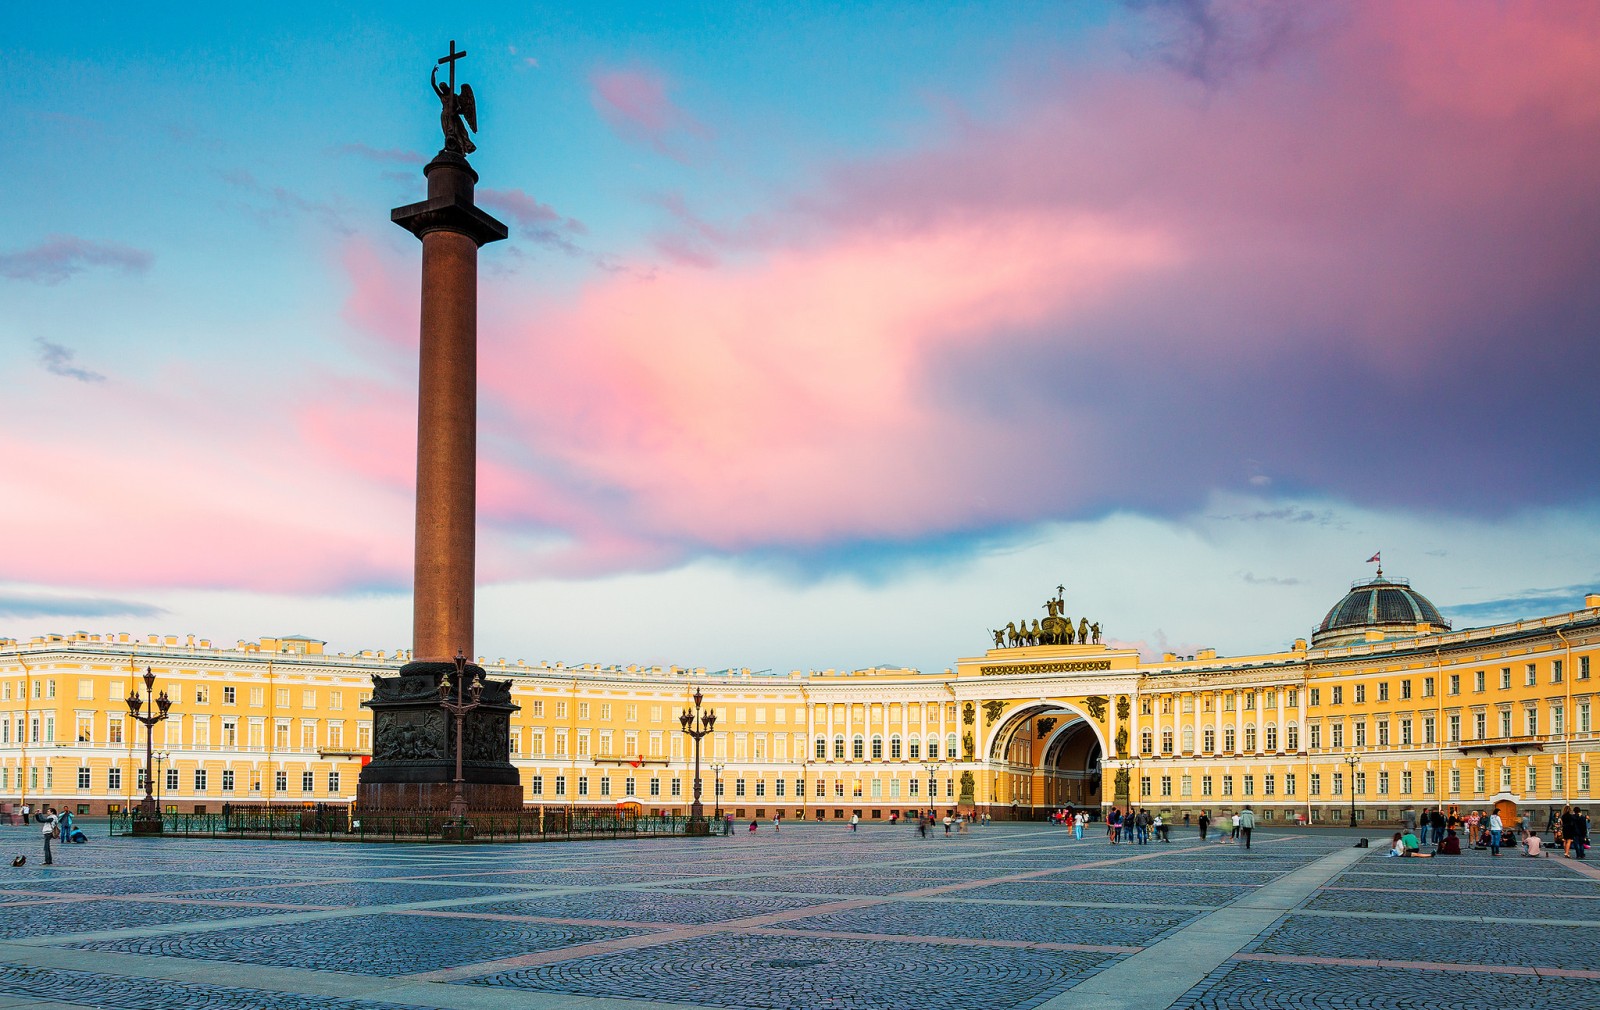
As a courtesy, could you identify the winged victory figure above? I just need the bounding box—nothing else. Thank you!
[433,64,478,155]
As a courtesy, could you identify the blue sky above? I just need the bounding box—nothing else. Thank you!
[4,1,1599,672]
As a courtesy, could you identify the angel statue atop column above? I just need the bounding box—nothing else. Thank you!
[432,43,478,155]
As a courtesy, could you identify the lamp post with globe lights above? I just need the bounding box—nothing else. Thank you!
[678,687,716,835]
[439,651,484,838]
[125,667,172,835]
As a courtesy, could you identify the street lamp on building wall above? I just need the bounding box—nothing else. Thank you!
[125,667,172,834]
[678,687,716,835]
[1344,749,1361,828]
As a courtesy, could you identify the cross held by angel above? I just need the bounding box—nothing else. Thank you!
[433,40,478,155]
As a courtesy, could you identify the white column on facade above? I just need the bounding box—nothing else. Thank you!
[1234,691,1245,754]
[1276,689,1288,753]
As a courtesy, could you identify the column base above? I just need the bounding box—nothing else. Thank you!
[356,781,524,815]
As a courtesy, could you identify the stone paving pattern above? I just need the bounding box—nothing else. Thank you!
[0,821,1587,1009]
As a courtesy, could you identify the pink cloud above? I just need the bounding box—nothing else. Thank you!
[590,66,712,159]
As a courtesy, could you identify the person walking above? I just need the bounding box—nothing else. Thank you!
[850,813,860,833]
[40,807,58,866]
[1073,810,1085,841]
[1230,811,1241,842]
[1238,805,1256,850]
[1198,810,1210,841]
[1418,807,1432,846]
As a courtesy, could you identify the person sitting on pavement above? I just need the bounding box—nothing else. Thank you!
[1436,828,1462,855]
[1389,832,1408,857]
[1400,830,1421,854]
[1521,831,1544,857]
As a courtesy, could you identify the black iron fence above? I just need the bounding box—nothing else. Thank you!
[108,804,692,843]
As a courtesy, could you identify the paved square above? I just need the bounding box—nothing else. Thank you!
[0,823,1591,1009]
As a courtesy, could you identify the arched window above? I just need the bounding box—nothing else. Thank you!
[1286,723,1299,750]
[870,734,883,760]
[908,738,921,760]
[1181,726,1195,752]
[833,735,845,760]
[815,737,827,760]
[852,734,865,760]
[927,736,939,760]
[890,734,902,759]
[1223,726,1236,752]
[1264,723,1278,751]
[1244,725,1257,751]
[1203,727,1215,752]
[946,733,958,758]
[1140,730,1154,754]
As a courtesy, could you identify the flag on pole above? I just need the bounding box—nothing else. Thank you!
[1366,552,1381,564]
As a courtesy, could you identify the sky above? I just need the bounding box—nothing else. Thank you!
[4,0,1599,674]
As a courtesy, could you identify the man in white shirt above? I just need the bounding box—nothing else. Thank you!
[1488,811,1504,856]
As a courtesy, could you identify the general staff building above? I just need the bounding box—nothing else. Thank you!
[2,574,1596,827]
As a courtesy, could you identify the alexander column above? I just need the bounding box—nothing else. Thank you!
[358,41,521,822]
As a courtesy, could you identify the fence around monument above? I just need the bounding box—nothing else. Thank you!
[107,803,690,843]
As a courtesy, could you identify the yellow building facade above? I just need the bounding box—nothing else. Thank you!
[2,576,1596,826]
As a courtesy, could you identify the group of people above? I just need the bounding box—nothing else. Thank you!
[1101,806,1176,844]
[1389,804,1590,859]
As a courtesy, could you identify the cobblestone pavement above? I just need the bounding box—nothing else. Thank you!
[0,823,1590,1010]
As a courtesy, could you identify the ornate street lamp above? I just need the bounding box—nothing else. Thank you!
[710,762,726,823]
[438,651,484,835]
[154,751,169,813]
[125,667,172,834]
[678,687,716,835]
[1344,749,1361,828]
[924,762,939,813]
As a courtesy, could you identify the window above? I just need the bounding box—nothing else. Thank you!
[1400,717,1413,745]
[1331,772,1343,796]
[1354,772,1366,794]
[1378,682,1389,702]
[1449,713,1461,742]
[1376,720,1388,746]
[1354,684,1366,704]
[1425,769,1436,794]
[1580,701,1592,733]
[1401,680,1412,700]
[1499,709,1512,737]
[1265,724,1278,751]
[1243,726,1256,751]
[1450,768,1460,793]
[735,778,746,797]
[1474,670,1486,692]
[599,703,611,720]
[1243,775,1254,795]
[1161,730,1174,754]
[577,702,589,720]
[1474,767,1486,793]
[599,777,611,797]
[816,738,827,760]
[1160,775,1172,796]
[1525,666,1537,687]
[771,778,781,797]
[1285,773,1296,795]
[1552,704,1564,734]
[223,686,236,705]
[833,736,846,760]
[1223,727,1236,751]
[1499,668,1511,690]
[222,769,235,792]
[1310,772,1321,795]
[1448,674,1459,696]
[1331,722,1344,748]
[554,701,567,718]
[302,771,314,792]
[275,770,288,791]
[1201,775,1213,796]
[77,766,90,789]
[1309,723,1321,749]
[249,687,264,707]
[1286,723,1298,750]
[193,769,207,791]
[1182,726,1194,752]
[1474,712,1487,739]
[1203,728,1216,752]
[530,775,544,796]
[1552,661,1563,684]
[1553,764,1564,792]
[1581,656,1590,680]
[908,738,921,760]
[1332,686,1343,706]
[1423,714,1436,743]
[870,735,883,760]
[1310,688,1320,707]
[1140,730,1154,754]
[1401,770,1412,793]
[1264,775,1274,795]
[1222,775,1234,796]
[1378,771,1389,794]
[166,768,178,791]
[555,775,567,796]
[890,735,902,759]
